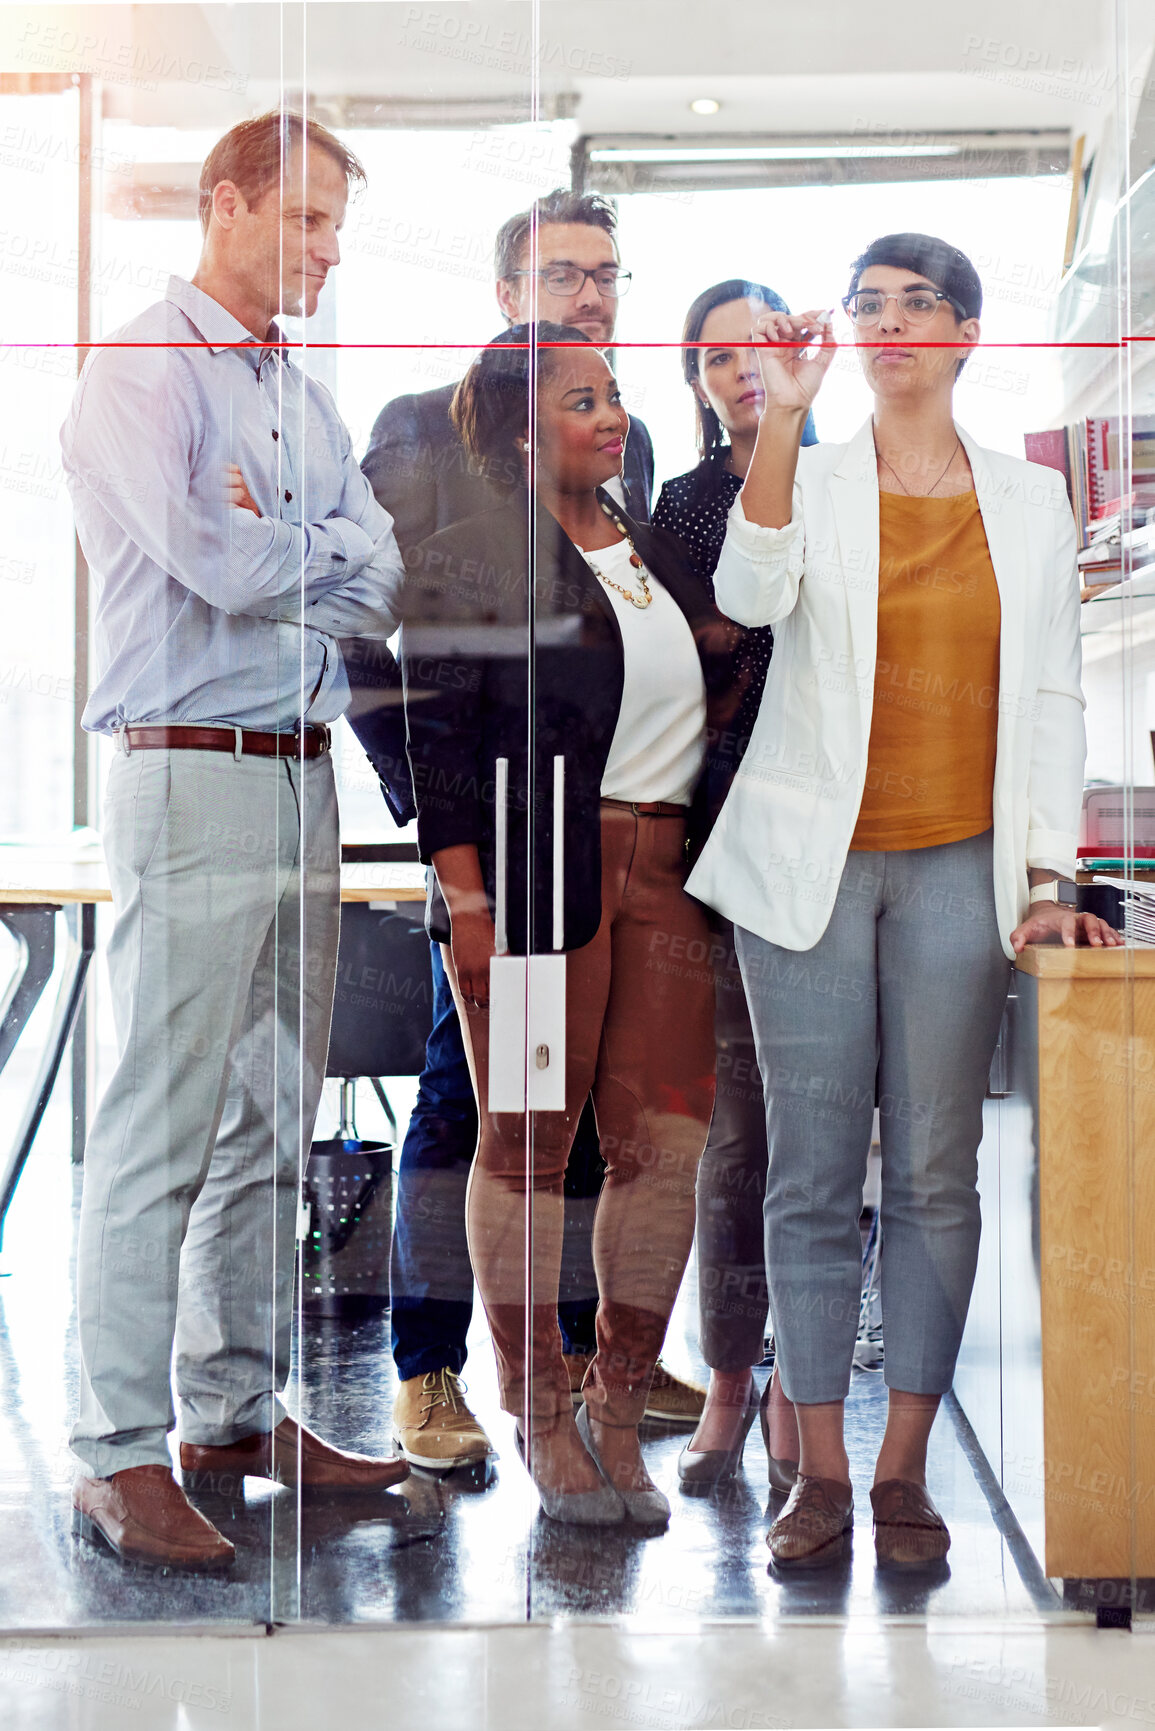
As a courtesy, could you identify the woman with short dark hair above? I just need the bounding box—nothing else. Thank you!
[687,233,1119,1567]
[403,323,737,1527]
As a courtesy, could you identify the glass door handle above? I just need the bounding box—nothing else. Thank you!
[488,755,567,1112]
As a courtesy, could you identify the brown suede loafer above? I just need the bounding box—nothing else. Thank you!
[180,1415,410,1496]
[73,1466,235,1572]
[767,1473,853,1566]
[870,1479,951,1565]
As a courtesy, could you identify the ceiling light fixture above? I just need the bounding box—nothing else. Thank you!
[590,144,962,163]
[689,98,721,116]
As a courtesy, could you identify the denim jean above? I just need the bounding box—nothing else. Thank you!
[735,829,1011,1405]
[390,941,602,1382]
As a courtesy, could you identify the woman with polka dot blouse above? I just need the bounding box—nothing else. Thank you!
[654,280,817,1498]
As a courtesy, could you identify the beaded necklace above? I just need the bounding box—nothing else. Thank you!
[580,498,653,610]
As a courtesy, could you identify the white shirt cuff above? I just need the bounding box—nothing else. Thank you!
[1026,828,1078,879]
[726,491,803,560]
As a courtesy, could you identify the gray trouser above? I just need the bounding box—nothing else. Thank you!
[71,746,339,1477]
[696,921,771,1372]
[735,829,1010,1405]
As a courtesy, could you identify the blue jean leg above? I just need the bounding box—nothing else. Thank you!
[390,942,479,1381]
[391,941,602,1380]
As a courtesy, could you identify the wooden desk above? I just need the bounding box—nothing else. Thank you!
[955,945,1155,1584]
[0,849,427,905]
[0,841,427,1246]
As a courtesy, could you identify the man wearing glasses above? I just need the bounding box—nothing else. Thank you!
[350,189,702,1475]
[362,188,652,560]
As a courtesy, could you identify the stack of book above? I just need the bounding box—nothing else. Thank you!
[1075,512,1155,598]
[1026,415,1155,597]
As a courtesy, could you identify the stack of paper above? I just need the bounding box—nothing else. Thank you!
[1094,876,1155,944]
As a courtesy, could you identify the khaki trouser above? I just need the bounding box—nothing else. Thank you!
[71,746,338,1478]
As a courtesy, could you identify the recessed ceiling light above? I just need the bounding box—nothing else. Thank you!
[690,98,721,116]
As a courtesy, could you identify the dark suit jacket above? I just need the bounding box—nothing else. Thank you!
[343,351,656,827]
[402,492,739,954]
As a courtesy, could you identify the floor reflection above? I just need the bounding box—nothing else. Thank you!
[0,1086,1062,1630]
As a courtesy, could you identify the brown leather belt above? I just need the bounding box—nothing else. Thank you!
[600,797,687,817]
[119,724,331,760]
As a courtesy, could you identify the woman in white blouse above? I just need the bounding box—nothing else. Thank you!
[403,324,738,1527]
[686,233,1119,1569]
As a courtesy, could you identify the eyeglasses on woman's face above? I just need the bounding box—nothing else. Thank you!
[841,287,966,327]
[507,266,632,299]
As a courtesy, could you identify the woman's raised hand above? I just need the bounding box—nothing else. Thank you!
[751,309,837,413]
[738,310,836,528]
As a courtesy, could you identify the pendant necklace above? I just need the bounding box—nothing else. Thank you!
[873,426,962,497]
[581,498,653,610]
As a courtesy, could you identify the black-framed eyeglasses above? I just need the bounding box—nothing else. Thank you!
[841,288,966,326]
[506,266,632,299]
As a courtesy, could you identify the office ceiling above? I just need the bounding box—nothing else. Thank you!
[0,0,1125,140]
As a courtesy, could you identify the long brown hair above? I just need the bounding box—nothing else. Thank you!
[681,278,793,463]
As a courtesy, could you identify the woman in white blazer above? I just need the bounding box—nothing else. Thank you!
[684,233,1120,1570]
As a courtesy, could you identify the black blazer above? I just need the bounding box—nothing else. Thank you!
[402,492,739,954]
[343,351,655,828]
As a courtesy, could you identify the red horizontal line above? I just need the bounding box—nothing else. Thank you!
[4,337,1155,351]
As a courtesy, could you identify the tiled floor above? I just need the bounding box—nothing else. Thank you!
[0,1121,1061,1631]
[1,1622,1153,1730]
[0,983,1143,1729]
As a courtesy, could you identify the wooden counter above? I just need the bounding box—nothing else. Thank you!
[955,943,1155,1581]
[1014,945,1155,978]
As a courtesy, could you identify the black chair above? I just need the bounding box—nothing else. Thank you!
[302,852,434,1318]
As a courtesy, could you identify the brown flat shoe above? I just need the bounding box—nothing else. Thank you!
[870,1479,951,1565]
[767,1473,853,1565]
[180,1415,409,1495]
[73,1466,235,1572]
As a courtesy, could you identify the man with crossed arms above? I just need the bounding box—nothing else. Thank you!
[62,112,409,1573]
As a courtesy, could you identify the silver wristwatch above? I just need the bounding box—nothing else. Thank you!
[1028,880,1078,906]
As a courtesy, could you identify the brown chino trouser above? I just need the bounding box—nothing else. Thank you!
[444,803,717,1432]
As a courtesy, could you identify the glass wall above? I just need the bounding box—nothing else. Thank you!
[0,0,1150,1638]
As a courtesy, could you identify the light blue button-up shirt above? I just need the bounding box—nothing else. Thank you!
[62,274,404,734]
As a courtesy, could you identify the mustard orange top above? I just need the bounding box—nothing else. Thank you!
[849,489,1001,852]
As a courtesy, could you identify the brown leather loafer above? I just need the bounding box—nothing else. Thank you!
[73,1466,235,1572]
[180,1415,410,1495]
[767,1473,853,1566]
[870,1478,951,1565]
